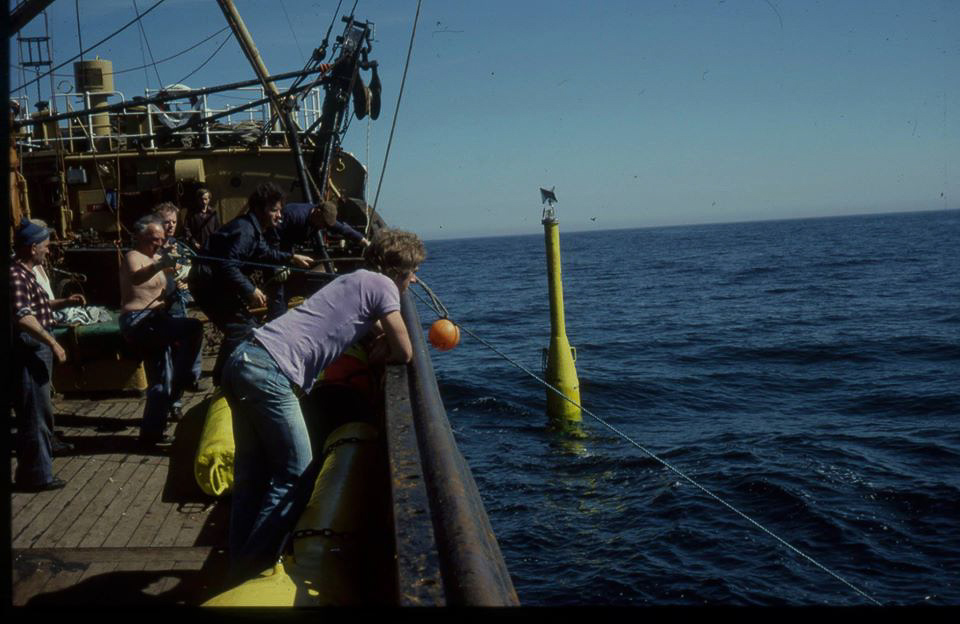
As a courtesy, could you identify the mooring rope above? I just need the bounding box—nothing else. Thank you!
[410,279,883,606]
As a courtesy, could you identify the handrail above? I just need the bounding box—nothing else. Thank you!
[400,291,520,606]
[14,85,325,153]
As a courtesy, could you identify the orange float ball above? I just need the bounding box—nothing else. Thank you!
[428,319,460,351]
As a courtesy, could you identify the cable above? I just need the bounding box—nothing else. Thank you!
[409,280,884,607]
[279,0,306,64]
[12,0,167,95]
[133,0,164,88]
[111,27,234,78]
[371,0,422,213]
[174,32,233,85]
[75,0,84,63]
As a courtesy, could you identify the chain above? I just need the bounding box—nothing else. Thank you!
[292,527,353,540]
[322,436,372,459]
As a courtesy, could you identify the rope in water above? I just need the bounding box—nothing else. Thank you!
[410,278,883,606]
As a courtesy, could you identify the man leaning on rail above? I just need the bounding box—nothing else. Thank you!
[187,182,314,385]
[221,227,424,585]
[11,218,86,491]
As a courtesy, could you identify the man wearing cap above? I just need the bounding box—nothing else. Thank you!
[265,199,369,321]
[11,218,86,491]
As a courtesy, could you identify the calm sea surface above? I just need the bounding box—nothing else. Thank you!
[414,209,960,606]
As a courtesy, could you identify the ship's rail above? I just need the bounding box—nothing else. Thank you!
[12,83,325,153]
[388,292,520,606]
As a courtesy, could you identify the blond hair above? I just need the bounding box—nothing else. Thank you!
[363,228,426,280]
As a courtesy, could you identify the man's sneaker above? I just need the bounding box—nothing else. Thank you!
[138,434,174,447]
[51,435,75,454]
[15,477,67,492]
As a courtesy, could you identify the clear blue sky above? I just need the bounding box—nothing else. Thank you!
[11,0,959,239]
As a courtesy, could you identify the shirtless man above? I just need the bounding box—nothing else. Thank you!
[119,215,203,445]
[153,202,203,402]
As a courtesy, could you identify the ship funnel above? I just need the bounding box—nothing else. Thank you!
[74,59,114,144]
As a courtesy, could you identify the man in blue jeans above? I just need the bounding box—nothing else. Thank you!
[10,218,86,491]
[221,228,424,584]
[118,215,203,446]
[154,201,204,419]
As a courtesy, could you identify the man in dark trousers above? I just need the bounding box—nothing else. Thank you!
[265,199,369,321]
[10,218,85,491]
[187,183,314,384]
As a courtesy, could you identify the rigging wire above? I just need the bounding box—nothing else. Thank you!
[12,0,168,95]
[409,280,884,607]
[75,0,84,63]
[279,0,306,65]
[132,0,164,88]
[174,32,233,86]
[133,1,152,88]
[109,27,233,78]
[371,0,422,213]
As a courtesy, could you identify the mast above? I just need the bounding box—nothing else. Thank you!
[309,15,376,202]
[215,0,316,205]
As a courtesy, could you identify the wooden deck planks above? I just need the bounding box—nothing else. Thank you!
[11,455,84,519]
[11,563,54,606]
[10,348,230,604]
[100,462,168,548]
[173,503,217,547]
[13,456,100,548]
[54,458,140,548]
[78,461,162,548]
[78,560,119,583]
[26,457,107,548]
[33,456,122,547]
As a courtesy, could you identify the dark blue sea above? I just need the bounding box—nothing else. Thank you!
[414,209,960,606]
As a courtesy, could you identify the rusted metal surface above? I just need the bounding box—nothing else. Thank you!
[400,293,520,606]
[384,366,445,606]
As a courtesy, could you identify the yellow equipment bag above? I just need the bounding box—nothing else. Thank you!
[194,391,235,497]
[202,422,379,606]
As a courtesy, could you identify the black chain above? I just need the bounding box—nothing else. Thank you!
[292,527,353,540]
[322,435,373,459]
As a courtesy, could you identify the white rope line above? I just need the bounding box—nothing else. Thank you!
[411,284,883,606]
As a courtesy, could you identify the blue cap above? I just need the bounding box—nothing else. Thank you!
[14,218,51,246]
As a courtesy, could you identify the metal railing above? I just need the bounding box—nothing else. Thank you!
[13,84,326,153]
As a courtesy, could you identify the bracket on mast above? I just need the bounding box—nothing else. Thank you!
[540,186,558,223]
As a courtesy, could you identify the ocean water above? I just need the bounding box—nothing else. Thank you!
[413,209,960,606]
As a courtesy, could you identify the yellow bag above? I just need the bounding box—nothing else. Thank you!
[194,391,235,497]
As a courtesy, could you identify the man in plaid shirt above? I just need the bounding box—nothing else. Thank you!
[11,218,85,492]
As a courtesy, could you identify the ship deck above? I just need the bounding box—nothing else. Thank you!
[10,350,229,607]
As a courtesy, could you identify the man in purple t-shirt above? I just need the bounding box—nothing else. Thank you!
[220,228,425,583]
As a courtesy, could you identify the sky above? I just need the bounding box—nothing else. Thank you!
[10,0,959,239]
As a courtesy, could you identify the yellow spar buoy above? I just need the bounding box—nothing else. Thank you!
[540,187,585,437]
